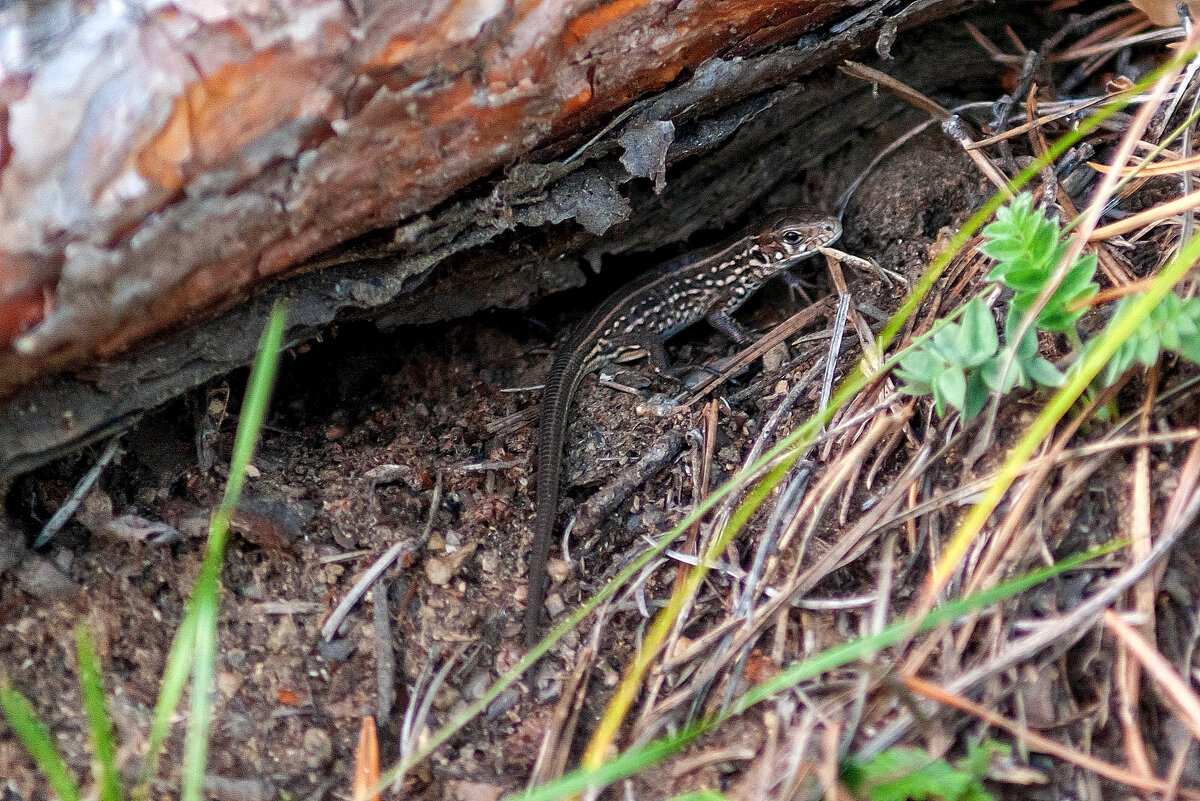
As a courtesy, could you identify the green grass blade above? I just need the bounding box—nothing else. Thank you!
[180,558,221,801]
[134,302,287,801]
[135,611,197,799]
[0,678,81,801]
[508,542,1120,801]
[181,302,286,801]
[74,625,121,801]
[519,724,700,800]
[220,302,287,515]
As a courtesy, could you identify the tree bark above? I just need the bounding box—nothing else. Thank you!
[0,0,1003,475]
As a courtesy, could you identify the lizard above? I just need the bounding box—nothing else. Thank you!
[526,210,842,647]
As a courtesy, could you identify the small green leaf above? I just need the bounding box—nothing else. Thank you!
[963,370,990,420]
[1135,332,1161,367]
[1103,339,1137,386]
[1030,219,1059,260]
[963,741,1007,776]
[1036,306,1084,334]
[1014,328,1038,359]
[844,747,994,801]
[932,325,966,365]
[1160,319,1182,351]
[996,264,1048,292]
[979,238,1027,263]
[982,353,1025,394]
[1024,356,1064,387]
[1008,292,1046,332]
[896,350,941,393]
[1061,255,1098,294]
[1178,332,1200,363]
[958,299,1000,366]
[935,367,967,412]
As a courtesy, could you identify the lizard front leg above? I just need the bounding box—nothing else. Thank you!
[705,310,754,346]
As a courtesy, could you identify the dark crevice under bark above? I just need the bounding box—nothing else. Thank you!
[0,1,1025,478]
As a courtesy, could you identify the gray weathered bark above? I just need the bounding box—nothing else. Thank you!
[0,0,1000,476]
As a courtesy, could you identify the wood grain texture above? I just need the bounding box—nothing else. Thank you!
[0,0,1004,475]
[0,0,847,385]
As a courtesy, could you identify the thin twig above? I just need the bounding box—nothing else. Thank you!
[321,538,415,641]
[35,436,122,548]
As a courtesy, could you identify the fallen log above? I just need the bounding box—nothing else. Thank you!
[0,0,1006,476]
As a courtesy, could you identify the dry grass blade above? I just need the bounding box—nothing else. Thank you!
[904,674,1200,799]
[1089,152,1200,175]
[842,60,1023,198]
[1104,611,1200,743]
[530,645,598,788]
[1116,373,1158,778]
[352,717,379,801]
[398,643,467,775]
[949,378,1123,632]
[1089,186,1200,239]
[321,538,415,641]
[966,93,1126,150]
[1164,435,1200,530]
[1050,27,1183,61]
[840,61,952,118]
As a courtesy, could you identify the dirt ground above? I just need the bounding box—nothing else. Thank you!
[3,85,1193,798]
[0,123,992,797]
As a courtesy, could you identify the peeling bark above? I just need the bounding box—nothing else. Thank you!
[0,0,1003,475]
[0,0,858,379]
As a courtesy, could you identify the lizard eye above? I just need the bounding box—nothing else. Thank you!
[782,230,803,245]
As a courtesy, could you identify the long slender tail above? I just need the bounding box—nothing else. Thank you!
[525,349,583,647]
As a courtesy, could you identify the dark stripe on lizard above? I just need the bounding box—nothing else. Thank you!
[526,211,842,647]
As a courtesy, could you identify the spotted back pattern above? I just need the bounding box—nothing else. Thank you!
[525,209,842,646]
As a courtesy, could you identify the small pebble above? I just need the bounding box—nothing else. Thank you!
[546,558,570,584]
[762,342,789,372]
[424,556,454,585]
[485,687,520,719]
[302,727,332,769]
[317,638,356,662]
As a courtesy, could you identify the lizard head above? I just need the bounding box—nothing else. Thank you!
[759,211,842,261]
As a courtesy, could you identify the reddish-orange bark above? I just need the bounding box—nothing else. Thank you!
[0,0,844,393]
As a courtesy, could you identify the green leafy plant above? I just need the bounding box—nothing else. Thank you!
[899,191,1200,421]
[842,741,1008,801]
[896,294,1064,421]
[980,192,1098,341]
[895,297,998,419]
[1091,290,1200,387]
[896,192,1086,420]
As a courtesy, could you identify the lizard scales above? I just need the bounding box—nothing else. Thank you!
[527,210,842,646]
